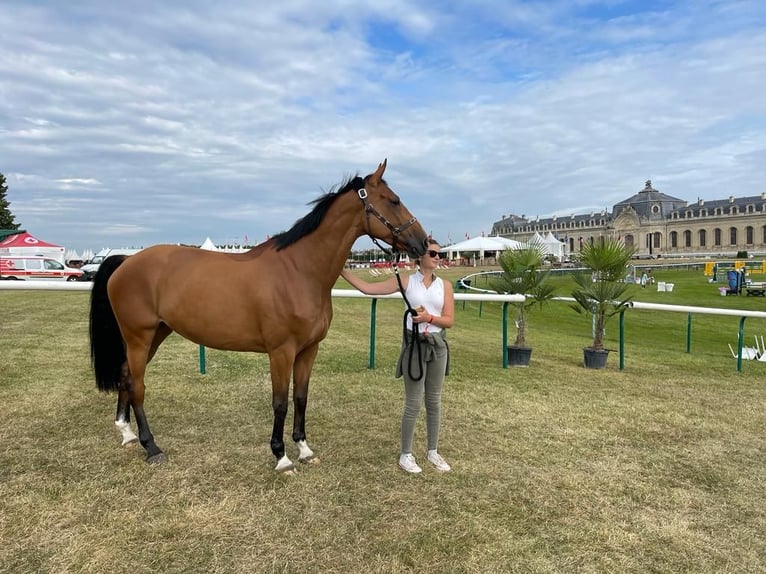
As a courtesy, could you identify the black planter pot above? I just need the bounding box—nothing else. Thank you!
[507,345,533,367]
[583,348,609,369]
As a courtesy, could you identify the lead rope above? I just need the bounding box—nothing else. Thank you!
[357,188,424,380]
[393,255,424,382]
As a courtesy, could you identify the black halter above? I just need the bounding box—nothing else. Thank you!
[356,187,418,256]
[355,187,425,380]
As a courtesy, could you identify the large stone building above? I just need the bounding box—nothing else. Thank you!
[490,181,766,258]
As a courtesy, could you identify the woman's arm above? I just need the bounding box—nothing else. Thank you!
[421,279,454,329]
[340,268,406,296]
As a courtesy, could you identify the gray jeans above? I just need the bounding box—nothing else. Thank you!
[396,331,449,454]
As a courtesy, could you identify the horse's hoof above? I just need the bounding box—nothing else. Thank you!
[146,452,167,465]
[282,467,298,476]
[299,455,321,465]
[275,455,296,474]
[122,438,139,449]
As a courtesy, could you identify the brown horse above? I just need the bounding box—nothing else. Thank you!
[89,160,428,473]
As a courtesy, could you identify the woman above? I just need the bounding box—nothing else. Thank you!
[341,240,454,473]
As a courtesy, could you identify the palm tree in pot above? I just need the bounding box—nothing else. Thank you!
[570,238,635,369]
[492,245,556,366]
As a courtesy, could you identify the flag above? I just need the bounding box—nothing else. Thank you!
[244,234,248,244]
[465,233,470,240]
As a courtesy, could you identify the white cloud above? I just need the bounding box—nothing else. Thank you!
[0,1,764,252]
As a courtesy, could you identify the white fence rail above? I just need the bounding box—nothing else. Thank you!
[4,281,766,371]
[0,281,526,369]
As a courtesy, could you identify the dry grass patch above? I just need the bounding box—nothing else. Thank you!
[1,276,766,573]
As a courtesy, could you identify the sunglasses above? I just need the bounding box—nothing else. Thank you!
[426,250,440,258]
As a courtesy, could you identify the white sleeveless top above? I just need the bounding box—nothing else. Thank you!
[405,271,444,334]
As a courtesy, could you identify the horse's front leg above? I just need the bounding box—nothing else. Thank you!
[293,344,319,465]
[268,348,297,474]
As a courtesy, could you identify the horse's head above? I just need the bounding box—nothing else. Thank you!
[358,159,428,258]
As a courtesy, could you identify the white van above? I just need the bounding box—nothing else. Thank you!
[81,248,143,280]
[0,256,84,281]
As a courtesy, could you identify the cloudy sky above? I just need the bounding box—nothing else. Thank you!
[2,1,765,254]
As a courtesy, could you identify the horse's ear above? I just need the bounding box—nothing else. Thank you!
[369,159,387,184]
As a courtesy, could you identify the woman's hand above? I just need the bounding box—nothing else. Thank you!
[412,305,432,324]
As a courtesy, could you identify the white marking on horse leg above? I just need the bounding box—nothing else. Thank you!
[297,440,319,464]
[275,455,296,474]
[115,419,138,446]
[297,440,314,460]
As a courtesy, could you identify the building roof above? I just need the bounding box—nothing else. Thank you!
[491,181,766,233]
[611,180,687,219]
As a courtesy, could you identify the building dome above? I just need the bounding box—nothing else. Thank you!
[612,180,686,220]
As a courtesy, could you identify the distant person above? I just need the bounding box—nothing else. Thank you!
[640,271,648,288]
[341,239,455,474]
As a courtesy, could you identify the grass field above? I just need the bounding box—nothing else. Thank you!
[1,265,766,573]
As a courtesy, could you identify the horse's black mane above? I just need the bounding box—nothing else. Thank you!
[273,174,384,251]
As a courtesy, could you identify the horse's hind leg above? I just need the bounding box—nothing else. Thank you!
[115,384,138,447]
[123,325,172,464]
[292,344,319,464]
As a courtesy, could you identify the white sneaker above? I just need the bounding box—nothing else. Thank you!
[427,450,451,472]
[398,453,422,474]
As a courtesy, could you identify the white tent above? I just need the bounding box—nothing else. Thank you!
[543,232,567,260]
[489,236,525,250]
[200,237,248,253]
[528,232,547,247]
[200,237,218,251]
[527,232,565,260]
[65,249,82,262]
[441,236,523,262]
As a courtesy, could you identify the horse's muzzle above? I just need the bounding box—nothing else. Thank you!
[401,233,428,259]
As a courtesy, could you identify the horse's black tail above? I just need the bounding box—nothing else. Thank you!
[89,255,128,393]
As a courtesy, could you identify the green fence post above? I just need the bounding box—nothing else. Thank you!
[502,301,508,368]
[737,316,746,373]
[619,309,626,371]
[455,280,466,310]
[199,345,206,374]
[686,313,692,353]
[368,298,378,369]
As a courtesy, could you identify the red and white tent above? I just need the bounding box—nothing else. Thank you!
[0,232,66,263]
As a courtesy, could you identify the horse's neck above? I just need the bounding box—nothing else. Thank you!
[289,194,367,286]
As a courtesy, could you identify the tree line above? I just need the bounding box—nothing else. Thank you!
[0,172,21,230]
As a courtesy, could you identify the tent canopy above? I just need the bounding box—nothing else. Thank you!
[65,249,82,261]
[442,236,519,253]
[200,237,218,251]
[527,232,567,260]
[0,231,66,262]
[441,236,525,259]
[0,231,62,249]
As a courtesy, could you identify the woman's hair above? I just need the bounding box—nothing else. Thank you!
[415,239,441,265]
